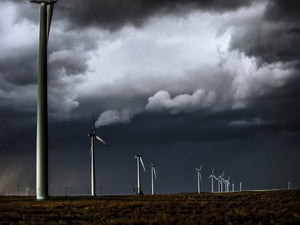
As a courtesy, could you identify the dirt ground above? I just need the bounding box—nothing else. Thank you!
[0,189,299,225]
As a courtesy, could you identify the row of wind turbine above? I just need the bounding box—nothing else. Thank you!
[87,121,157,196]
[198,166,243,193]
[135,153,157,195]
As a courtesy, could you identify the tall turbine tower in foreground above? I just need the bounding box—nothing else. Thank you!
[88,120,105,196]
[195,165,203,193]
[30,0,57,200]
[150,163,157,195]
[135,153,146,195]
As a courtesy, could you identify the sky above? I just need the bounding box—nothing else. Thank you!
[0,0,299,196]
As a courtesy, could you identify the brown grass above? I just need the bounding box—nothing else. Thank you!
[0,189,299,225]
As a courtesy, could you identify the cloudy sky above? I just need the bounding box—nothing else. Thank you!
[0,0,299,195]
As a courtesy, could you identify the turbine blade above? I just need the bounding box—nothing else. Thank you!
[200,173,202,181]
[140,157,146,172]
[154,168,157,180]
[96,135,106,144]
[200,164,203,170]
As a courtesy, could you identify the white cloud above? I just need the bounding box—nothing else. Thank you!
[77,12,225,96]
[95,109,134,127]
[146,89,217,113]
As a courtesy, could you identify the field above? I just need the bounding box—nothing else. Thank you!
[0,189,299,225]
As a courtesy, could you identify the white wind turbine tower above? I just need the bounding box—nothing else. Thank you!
[232,183,235,192]
[150,163,157,195]
[220,171,225,192]
[214,175,219,192]
[30,0,57,201]
[195,165,203,194]
[209,167,217,193]
[224,176,230,192]
[217,173,222,192]
[240,182,242,192]
[25,187,30,196]
[135,153,146,195]
[88,119,105,196]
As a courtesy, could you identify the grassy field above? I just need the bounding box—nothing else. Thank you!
[0,189,299,225]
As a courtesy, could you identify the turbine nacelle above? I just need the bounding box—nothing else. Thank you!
[88,120,106,145]
[150,163,157,180]
[30,0,57,4]
[195,165,203,182]
[135,153,146,172]
[195,164,203,173]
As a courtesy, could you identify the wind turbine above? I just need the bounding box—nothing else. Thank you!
[240,182,242,192]
[135,153,146,195]
[150,163,157,195]
[195,165,203,194]
[25,187,30,196]
[232,183,235,192]
[30,0,57,201]
[219,171,224,192]
[217,173,221,192]
[209,167,217,193]
[88,119,105,196]
[224,176,230,192]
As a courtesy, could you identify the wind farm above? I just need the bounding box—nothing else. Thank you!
[0,0,299,224]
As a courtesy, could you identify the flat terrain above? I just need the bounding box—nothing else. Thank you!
[0,189,299,225]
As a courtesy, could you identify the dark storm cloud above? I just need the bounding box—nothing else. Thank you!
[56,0,254,30]
[0,1,97,87]
[229,0,300,64]
[48,51,88,77]
[264,0,300,23]
[0,49,37,85]
[247,68,300,131]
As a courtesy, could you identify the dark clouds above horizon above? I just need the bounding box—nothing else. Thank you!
[0,0,299,195]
